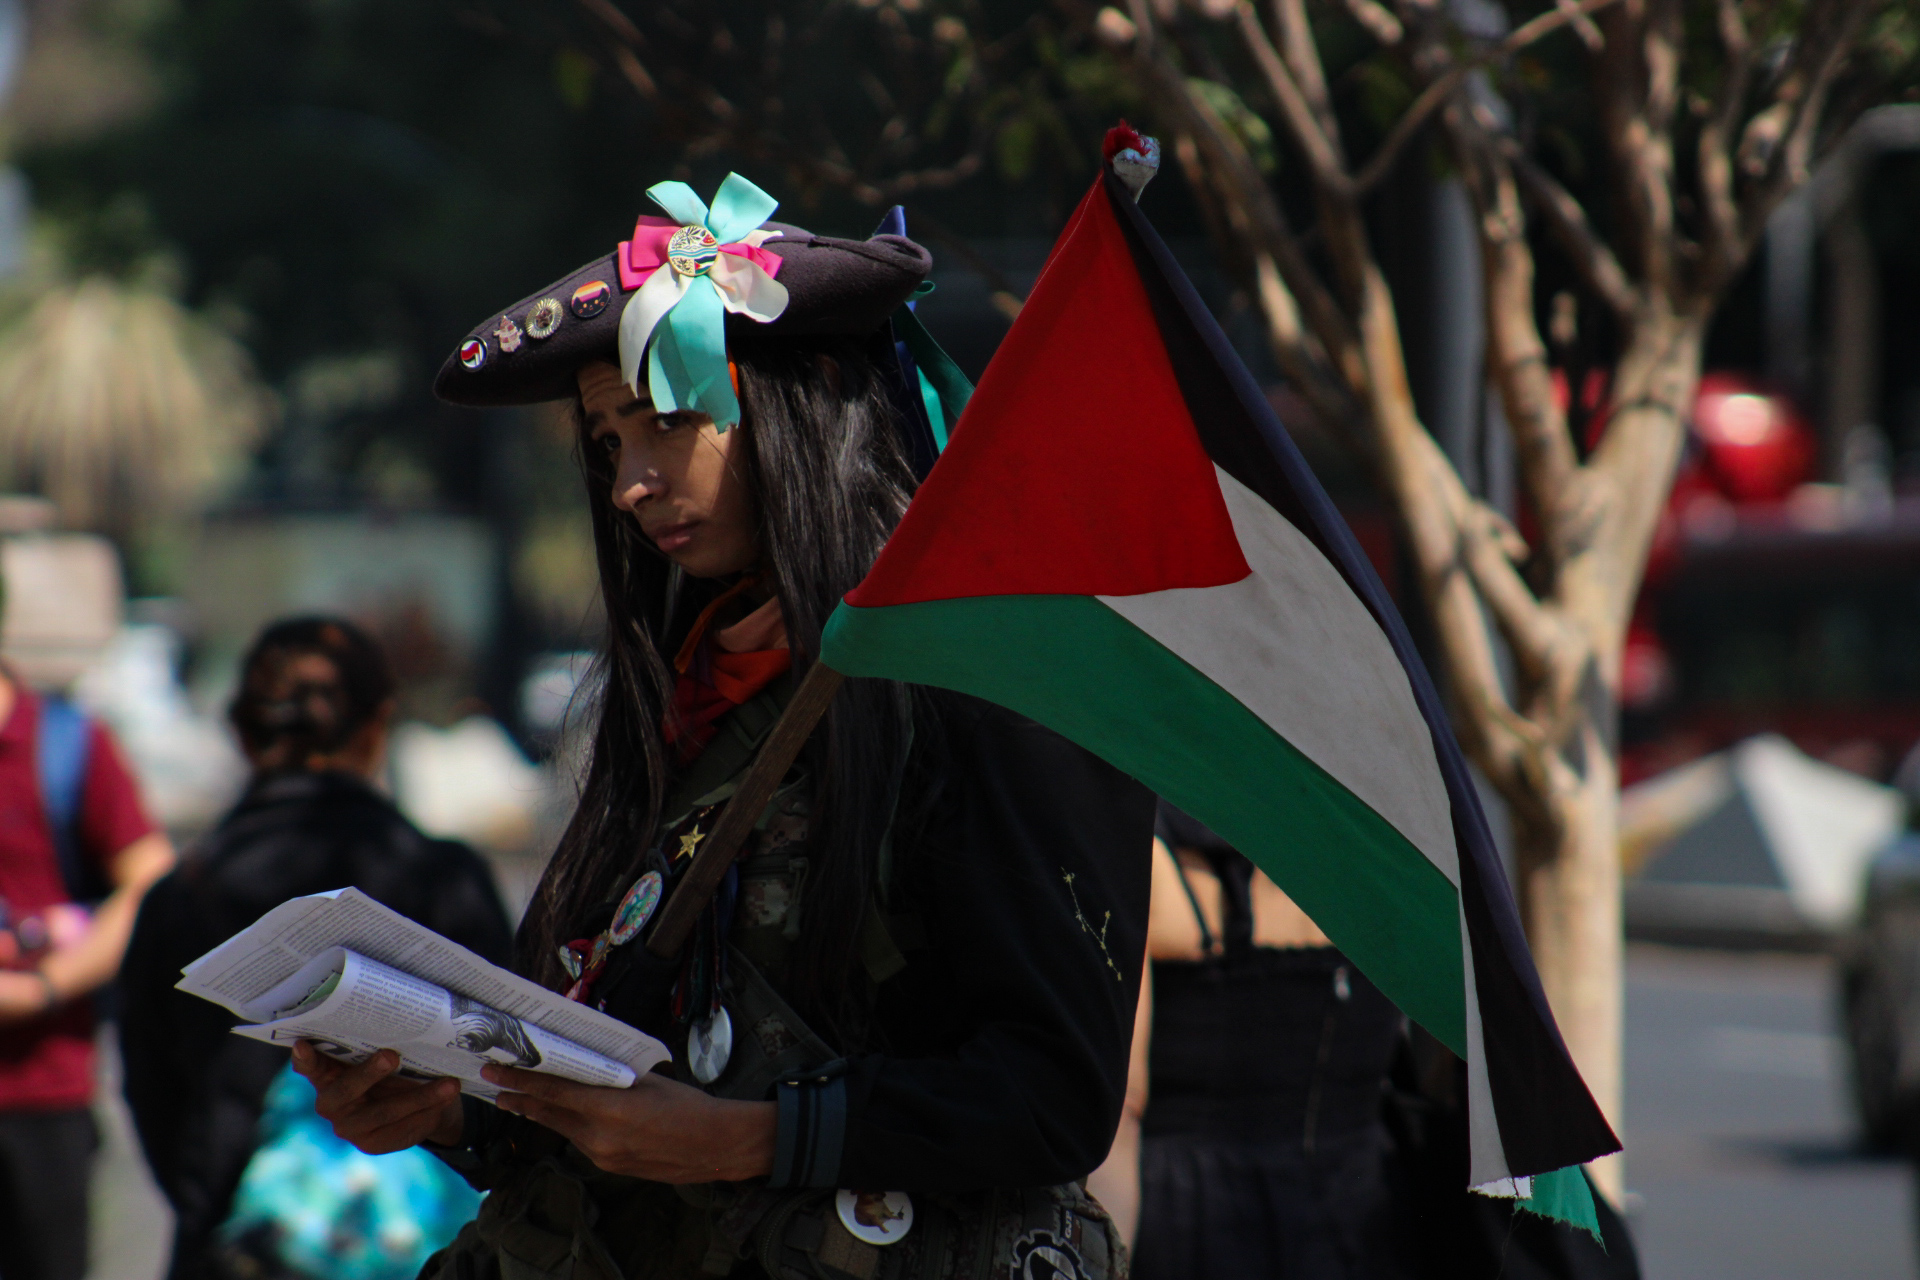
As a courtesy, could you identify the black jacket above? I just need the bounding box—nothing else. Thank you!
[118,770,513,1279]
[465,694,1157,1194]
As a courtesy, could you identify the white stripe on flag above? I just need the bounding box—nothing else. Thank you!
[1461,898,1513,1187]
[1099,466,1460,885]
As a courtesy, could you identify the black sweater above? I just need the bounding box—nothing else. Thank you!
[829,697,1156,1188]
[118,771,513,1279]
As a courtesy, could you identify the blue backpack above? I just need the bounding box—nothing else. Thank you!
[35,694,105,905]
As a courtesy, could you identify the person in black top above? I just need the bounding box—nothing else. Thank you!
[119,617,513,1280]
[1092,805,1642,1280]
[1091,803,1414,1280]
[291,176,1155,1280]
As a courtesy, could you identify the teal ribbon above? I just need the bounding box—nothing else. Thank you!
[893,300,973,453]
[642,173,782,428]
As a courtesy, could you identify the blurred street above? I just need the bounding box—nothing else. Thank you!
[1626,944,1914,1279]
[75,941,1919,1280]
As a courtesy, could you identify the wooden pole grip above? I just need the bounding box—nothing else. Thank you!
[645,661,845,958]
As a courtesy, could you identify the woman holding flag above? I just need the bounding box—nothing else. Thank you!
[291,174,1157,1280]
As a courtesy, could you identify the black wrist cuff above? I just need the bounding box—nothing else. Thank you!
[770,1061,849,1189]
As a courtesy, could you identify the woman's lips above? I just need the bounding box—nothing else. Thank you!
[649,520,697,553]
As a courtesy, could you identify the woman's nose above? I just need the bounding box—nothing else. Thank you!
[613,456,660,511]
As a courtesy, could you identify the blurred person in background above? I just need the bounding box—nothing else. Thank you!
[1092,803,1639,1280]
[1090,802,1418,1279]
[119,616,512,1280]
[0,657,175,1280]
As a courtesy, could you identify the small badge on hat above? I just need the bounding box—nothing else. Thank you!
[834,1190,913,1246]
[459,338,487,371]
[667,225,720,277]
[570,280,611,319]
[526,297,563,341]
[492,315,523,354]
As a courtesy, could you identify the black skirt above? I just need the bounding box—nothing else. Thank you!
[1129,944,1417,1280]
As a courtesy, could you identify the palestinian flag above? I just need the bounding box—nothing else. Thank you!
[820,165,1621,1226]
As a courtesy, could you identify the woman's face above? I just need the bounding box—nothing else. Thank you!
[578,361,759,578]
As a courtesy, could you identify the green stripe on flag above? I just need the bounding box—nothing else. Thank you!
[824,593,1467,1054]
[1520,1166,1602,1240]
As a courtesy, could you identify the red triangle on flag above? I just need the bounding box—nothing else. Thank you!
[847,180,1251,608]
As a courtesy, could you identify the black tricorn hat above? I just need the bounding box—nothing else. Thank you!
[433,217,933,408]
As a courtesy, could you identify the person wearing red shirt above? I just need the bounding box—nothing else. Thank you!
[0,670,174,1280]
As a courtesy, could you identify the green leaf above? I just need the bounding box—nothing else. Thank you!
[553,48,595,111]
[1187,78,1277,174]
[996,113,1041,182]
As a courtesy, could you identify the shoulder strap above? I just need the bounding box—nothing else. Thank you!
[1166,850,1218,956]
[1204,849,1257,955]
[35,695,97,904]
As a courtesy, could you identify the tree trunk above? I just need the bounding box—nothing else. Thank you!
[1514,717,1624,1200]
[1509,315,1703,1202]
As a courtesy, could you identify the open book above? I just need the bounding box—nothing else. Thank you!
[178,887,671,1102]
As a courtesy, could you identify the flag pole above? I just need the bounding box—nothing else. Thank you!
[645,660,845,958]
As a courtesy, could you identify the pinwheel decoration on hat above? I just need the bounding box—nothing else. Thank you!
[617,173,790,428]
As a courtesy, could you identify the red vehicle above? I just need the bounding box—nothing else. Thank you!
[1621,375,1920,786]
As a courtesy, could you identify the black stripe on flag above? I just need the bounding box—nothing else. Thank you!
[1102,172,1620,1175]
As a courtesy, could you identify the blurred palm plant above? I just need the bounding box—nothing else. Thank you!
[0,273,271,538]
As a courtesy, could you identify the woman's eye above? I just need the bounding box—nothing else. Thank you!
[656,411,700,433]
[595,433,620,455]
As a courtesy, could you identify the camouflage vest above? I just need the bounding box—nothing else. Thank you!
[420,677,1126,1280]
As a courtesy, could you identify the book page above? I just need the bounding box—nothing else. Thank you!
[234,949,637,1100]
[179,888,670,1087]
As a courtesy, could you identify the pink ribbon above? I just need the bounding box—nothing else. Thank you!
[617,215,785,291]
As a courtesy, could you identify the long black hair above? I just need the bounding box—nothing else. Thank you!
[524,333,919,1041]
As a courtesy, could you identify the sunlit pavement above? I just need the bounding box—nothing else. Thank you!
[1626,943,1915,1279]
[86,1026,170,1280]
[83,944,1920,1280]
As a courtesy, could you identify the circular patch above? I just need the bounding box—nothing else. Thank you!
[608,870,663,945]
[570,279,611,319]
[458,338,487,371]
[689,1006,732,1084]
[835,1190,913,1246]
[1012,1232,1086,1280]
[667,225,720,277]
[526,297,563,340]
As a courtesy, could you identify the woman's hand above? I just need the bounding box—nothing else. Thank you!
[482,1064,775,1183]
[292,1041,465,1153]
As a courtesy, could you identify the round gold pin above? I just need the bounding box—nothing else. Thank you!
[526,297,563,340]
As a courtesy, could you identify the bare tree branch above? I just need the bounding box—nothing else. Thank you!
[1445,110,1595,580]
[1500,137,1639,321]
[1591,0,1684,300]
[1270,0,1346,161]
[1249,250,1366,434]
[1337,0,1404,47]
[1230,1,1352,187]
[1741,0,1878,251]
[1127,31,1370,394]
[1352,0,1627,194]
[1696,0,1754,285]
